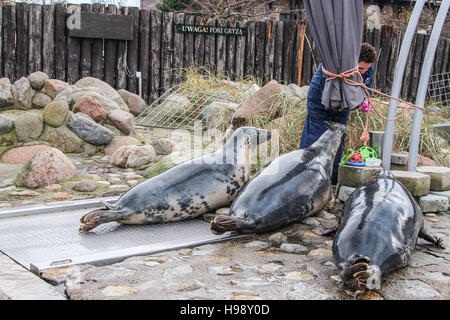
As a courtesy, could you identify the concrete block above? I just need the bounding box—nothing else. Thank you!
[419,194,449,213]
[391,153,409,165]
[337,164,383,188]
[430,190,450,202]
[432,123,450,143]
[391,170,430,197]
[416,166,450,191]
[337,186,356,202]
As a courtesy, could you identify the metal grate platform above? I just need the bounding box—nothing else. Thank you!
[0,197,249,275]
[428,72,450,107]
[135,85,236,130]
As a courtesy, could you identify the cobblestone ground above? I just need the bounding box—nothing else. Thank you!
[1,156,450,300]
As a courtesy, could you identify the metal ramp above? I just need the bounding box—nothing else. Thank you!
[0,197,249,275]
[135,85,236,130]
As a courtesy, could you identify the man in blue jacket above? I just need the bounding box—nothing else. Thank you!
[299,43,377,185]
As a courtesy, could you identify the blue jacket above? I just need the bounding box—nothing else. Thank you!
[307,63,374,119]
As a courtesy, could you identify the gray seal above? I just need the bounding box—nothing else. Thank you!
[332,170,445,298]
[79,127,271,232]
[210,122,346,234]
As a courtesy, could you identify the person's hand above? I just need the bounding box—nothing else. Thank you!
[360,100,372,112]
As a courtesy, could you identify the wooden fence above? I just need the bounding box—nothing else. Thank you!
[1,3,449,103]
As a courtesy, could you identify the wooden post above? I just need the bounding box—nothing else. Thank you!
[216,19,226,76]
[409,33,425,100]
[115,6,128,89]
[203,18,216,75]
[67,4,81,84]
[226,19,237,79]
[150,10,162,101]
[161,12,174,93]
[264,21,275,83]
[254,21,266,82]
[235,20,247,80]
[104,4,117,86]
[401,32,417,99]
[80,4,92,79]
[295,20,307,87]
[91,3,105,81]
[126,6,140,93]
[245,21,256,77]
[16,3,29,80]
[54,3,66,81]
[273,21,284,82]
[42,5,55,78]
[28,4,43,74]
[183,14,195,68]
[138,9,150,102]
[2,4,16,81]
[173,13,185,80]
[282,20,296,84]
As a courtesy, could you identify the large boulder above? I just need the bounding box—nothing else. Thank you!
[107,109,135,135]
[201,101,238,130]
[13,110,44,142]
[32,92,53,109]
[43,101,70,127]
[232,80,283,126]
[2,145,49,164]
[0,78,14,108]
[110,144,157,168]
[43,79,69,99]
[43,126,86,153]
[0,114,13,135]
[117,89,147,116]
[12,77,35,110]
[104,136,140,156]
[287,84,309,100]
[72,96,107,122]
[74,77,129,112]
[151,138,177,155]
[27,71,49,90]
[15,147,77,188]
[67,113,115,145]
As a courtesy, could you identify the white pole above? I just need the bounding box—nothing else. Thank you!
[408,1,450,172]
[381,0,426,170]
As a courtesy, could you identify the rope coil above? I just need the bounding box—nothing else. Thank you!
[321,65,424,145]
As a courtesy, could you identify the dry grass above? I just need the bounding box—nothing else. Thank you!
[177,67,449,166]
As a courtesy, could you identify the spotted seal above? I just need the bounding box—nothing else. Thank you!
[210,122,346,234]
[332,170,445,298]
[79,127,271,232]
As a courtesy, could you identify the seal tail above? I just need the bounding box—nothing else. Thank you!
[340,257,381,299]
[79,207,121,233]
[210,215,251,235]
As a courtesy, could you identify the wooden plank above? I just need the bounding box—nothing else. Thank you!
[226,19,237,79]
[282,20,296,84]
[67,5,81,84]
[302,24,313,85]
[28,4,43,74]
[68,11,134,40]
[42,5,55,78]
[2,4,16,81]
[254,21,266,82]
[293,20,307,86]
[194,15,205,69]
[235,20,247,80]
[103,5,117,87]
[273,21,284,82]
[150,10,162,101]
[173,13,185,79]
[79,4,92,79]
[245,21,256,77]
[401,32,417,99]
[161,12,174,91]
[440,39,450,74]
[373,28,382,56]
[432,37,446,75]
[409,33,424,101]
[16,3,29,80]
[138,9,151,102]
[386,28,402,92]
[126,6,140,93]
[203,18,216,74]
[91,3,105,81]
[263,21,274,83]
[376,25,392,92]
[54,3,66,81]
[216,19,226,76]
[115,7,128,89]
[183,14,195,68]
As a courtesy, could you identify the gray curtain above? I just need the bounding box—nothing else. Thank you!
[304,0,366,111]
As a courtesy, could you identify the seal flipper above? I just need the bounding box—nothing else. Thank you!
[79,207,127,233]
[210,215,253,235]
[419,227,445,249]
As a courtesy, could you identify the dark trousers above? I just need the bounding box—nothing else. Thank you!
[299,109,349,185]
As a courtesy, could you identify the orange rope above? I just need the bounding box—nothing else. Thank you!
[321,66,424,146]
